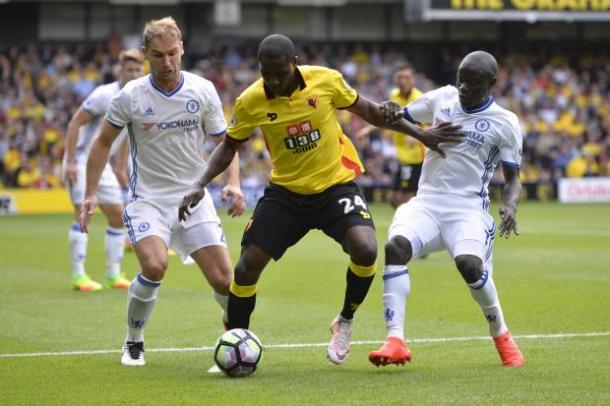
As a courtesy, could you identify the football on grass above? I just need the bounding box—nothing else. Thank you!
[213,328,263,377]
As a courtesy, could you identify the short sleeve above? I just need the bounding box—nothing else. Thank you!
[201,82,227,137]
[105,88,131,129]
[500,116,523,169]
[227,97,254,142]
[403,85,454,125]
[331,69,358,109]
[81,87,108,117]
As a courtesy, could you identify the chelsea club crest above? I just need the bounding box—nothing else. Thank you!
[186,99,200,114]
[475,119,490,132]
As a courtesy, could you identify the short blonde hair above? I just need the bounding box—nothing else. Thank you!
[119,49,143,65]
[142,17,182,49]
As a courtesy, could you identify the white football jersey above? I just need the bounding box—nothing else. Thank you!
[73,81,126,163]
[105,71,227,204]
[404,85,522,210]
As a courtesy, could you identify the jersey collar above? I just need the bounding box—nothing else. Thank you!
[461,95,494,114]
[149,73,184,97]
[263,67,307,100]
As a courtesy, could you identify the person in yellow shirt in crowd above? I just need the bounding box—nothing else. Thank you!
[179,34,463,366]
[388,65,425,208]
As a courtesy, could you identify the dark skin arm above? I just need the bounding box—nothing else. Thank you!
[499,165,521,239]
[347,96,464,158]
[178,137,240,221]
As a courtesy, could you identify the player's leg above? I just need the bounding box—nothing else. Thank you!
[323,224,377,365]
[68,203,102,291]
[65,161,102,292]
[369,198,441,366]
[448,214,523,367]
[317,182,376,364]
[229,184,308,330]
[98,202,129,289]
[120,202,171,366]
[228,245,271,329]
[177,216,233,328]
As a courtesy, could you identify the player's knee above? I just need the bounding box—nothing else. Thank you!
[385,236,412,265]
[455,255,483,284]
[141,258,168,282]
[349,239,377,267]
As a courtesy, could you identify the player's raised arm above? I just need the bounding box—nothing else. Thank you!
[499,165,521,239]
[346,96,464,158]
[64,107,94,185]
[79,120,122,232]
[178,136,241,221]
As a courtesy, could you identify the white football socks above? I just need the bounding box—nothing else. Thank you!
[69,223,87,277]
[214,292,229,324]
[126,273,160,342]
[382,265,411,340]
[468,271,508,337]
[105,226,124,279]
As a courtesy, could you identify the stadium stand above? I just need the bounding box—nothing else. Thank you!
[1,43,608,192]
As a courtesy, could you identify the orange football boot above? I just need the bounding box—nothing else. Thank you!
[368,336,412,367]
[493,331,524,367]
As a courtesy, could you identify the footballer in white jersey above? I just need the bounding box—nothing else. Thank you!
[403,84,522,210]
[63,81,125,205]
[106,71,227,207]
[370,51,525,368]
[64,49,144,293]
[106,70,233,259]
[79,17,244,369]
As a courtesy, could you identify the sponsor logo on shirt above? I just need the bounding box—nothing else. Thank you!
[142,117,200,132]
[465,131,485,150]
[284,120,321,154]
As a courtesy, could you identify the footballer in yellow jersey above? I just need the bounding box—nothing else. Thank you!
[228,65,364,195]
[388,66,425,207]
[179,34,463,366]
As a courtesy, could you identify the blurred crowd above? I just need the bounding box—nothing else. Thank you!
[1,41,608,190]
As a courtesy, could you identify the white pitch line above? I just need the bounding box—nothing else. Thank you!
[1,331,609,359]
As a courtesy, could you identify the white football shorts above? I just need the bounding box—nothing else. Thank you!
[122,190,226,263]
[63,162,123,205]
[388,194,496,273]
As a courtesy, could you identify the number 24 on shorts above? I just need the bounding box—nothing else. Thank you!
[338,195,370,218]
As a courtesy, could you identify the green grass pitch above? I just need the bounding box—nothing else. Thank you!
[1,202,609,405]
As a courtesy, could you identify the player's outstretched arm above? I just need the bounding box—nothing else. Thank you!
[499,165,521,239]
[179,137,240,221]
[347,96,464,158]
[65,107,93,185]
[210,135,245,218]
[79,120,122,233]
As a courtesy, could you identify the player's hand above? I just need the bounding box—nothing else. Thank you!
[420,122,464,158]
[379,101,402,124]
[499,206,519,239]
[178,187,206,222]
[79,195,97,233]
[65,162,78,186]
[222,184,245,217]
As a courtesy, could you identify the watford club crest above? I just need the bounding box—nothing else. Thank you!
[307,95,319,109]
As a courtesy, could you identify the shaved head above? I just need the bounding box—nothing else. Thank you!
[459,51,498,83]
[257,34,299,97]
[258,34,296,62]
[456,50,498,109]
